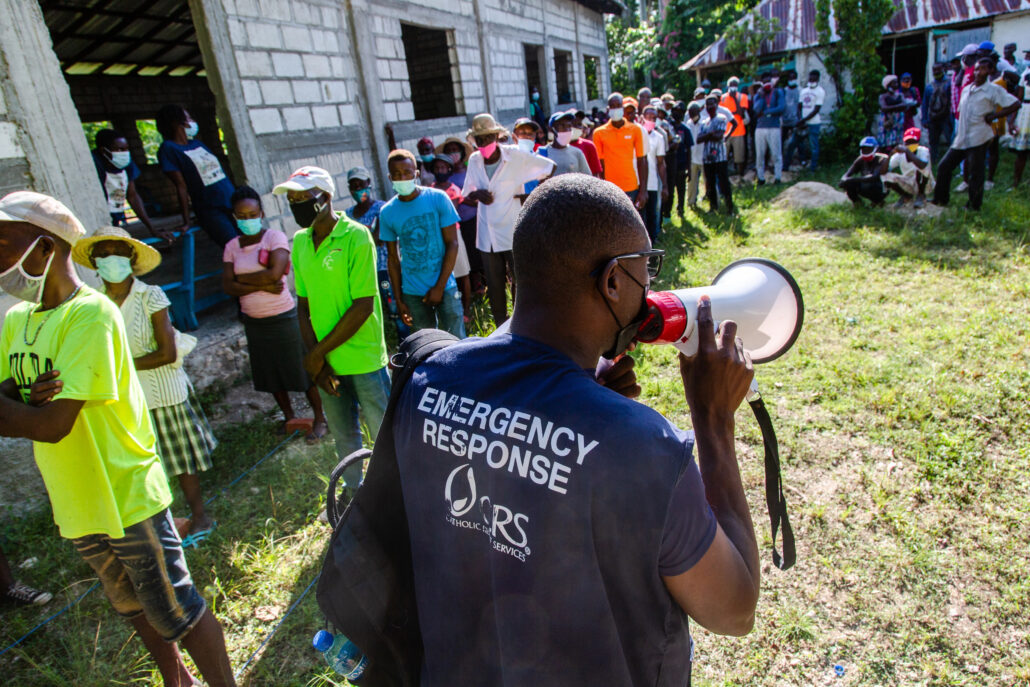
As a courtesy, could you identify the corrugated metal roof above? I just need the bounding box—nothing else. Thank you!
[41,0,204,77]
[682,0,1030,70]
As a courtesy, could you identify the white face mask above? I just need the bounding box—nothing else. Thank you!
[108,150,132,169]
[571,127,583,141]
[609,107,624,122]
[95,255,133,283]
[516,138,536,152]
[808,81,818,88]
[0,237,53,304]
[555,130,574,146]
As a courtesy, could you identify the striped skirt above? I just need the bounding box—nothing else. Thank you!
[151,395,217,477]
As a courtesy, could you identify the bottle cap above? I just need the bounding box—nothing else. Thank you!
[312,630,334,652]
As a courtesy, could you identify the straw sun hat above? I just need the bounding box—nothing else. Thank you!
[72,225,162,276]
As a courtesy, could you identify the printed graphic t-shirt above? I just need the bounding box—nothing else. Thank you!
[378,187,460,296]
[393,334,716,686]
[92,150,141,215]
[0,287,172,539]
[158,139,235,212]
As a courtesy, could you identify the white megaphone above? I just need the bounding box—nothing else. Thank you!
[636,258,804,363]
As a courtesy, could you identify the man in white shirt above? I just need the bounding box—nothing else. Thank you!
[684,102,706,209]
[932,58,1019,210]
[786,70,826,172]
[884,127,934,207]
[640,103,668,242]
[461,113,555,325]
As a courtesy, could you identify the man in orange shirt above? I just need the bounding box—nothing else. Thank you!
[593,92,648,212]
[720,77,749,175]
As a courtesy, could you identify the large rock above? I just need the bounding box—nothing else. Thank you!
[773,181,850,209]
[182,303,250,392]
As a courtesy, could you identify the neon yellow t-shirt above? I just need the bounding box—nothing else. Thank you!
[0,286,172,539]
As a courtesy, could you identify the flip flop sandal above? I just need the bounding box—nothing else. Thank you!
[182,523,217,549]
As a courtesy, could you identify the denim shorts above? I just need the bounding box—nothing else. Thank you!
[71,509,206,642]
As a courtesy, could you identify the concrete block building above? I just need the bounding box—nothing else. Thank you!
[0,0,620,318]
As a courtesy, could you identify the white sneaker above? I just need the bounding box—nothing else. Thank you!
[955,181,969,192]
[984,180,994,190]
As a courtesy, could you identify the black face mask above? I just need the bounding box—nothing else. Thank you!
[290,196,323,228]
[599,267,651,360]
[433,171,451,184]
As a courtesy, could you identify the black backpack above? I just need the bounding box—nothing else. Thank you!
[316,328,459,687]
[928,82,950,122]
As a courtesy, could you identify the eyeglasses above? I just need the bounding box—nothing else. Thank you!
[592,249,665,280]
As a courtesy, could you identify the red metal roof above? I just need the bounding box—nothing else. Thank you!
[682,0,1030,69]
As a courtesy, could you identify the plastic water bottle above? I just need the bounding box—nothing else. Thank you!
[312,630,368,680]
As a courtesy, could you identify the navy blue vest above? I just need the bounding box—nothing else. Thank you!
[394,334,696,686]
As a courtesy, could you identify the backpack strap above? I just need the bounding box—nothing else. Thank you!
[324,329,460,528]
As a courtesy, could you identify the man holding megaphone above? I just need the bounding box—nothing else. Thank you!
[391,174,764,686]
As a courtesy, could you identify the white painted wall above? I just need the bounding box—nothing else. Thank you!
[991,11,1030,61]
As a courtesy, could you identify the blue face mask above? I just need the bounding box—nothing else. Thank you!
[95,255,133,283]
[184,121,199,138]
[392,179,417,196]
[420,154,434,163]
[236,218,263,235]
[107,150,132,169]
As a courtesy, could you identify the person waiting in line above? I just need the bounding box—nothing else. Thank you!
[898,73,922,131]
[0,192,235,686]
[780,71,801,168]
[697,93,737,215]
[753,72,785,185]
[155,104,237,248]
[884,128,934,208]
[381,150,465,339]
[720,77,749,177]
[222,186,328,445]
[416,137,436,186]
[392,174,761,685]
[839,137,889,207]
[73,226,217,544]
[461,113,555,326]
[640,103,669,239]
[785,70,826,173]
[544,110,592,177]
[669,101,693,215]
[684,102,706,211]
[274,166,390,490]
[593,93,648,213]
[1003,42,1025,74]
[1009,64,1030,189]
[637,86,653,107]
[570,110,602,176]
[1,545,51,606]
[428,154,473,321]
[876,76,915,152]
[437,137,485,294]
[985,65,1019,190]
[932,58,1019,211]
[922,63,954,165]
[512,117,546,202]
[343,166,408,342]
[91,129,170,241]
[655,105,680,220]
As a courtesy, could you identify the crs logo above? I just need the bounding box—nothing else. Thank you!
[444,464,530,553]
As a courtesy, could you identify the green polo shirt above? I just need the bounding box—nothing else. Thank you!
[292,213,388,376]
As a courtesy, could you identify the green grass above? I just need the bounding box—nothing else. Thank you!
[2,157,1029,685]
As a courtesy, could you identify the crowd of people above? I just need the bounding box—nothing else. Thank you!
[1,36,1028,684]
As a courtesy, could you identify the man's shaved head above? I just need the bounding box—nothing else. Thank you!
[512,174,648,296]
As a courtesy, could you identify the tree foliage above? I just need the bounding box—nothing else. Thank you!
[815,0,897,157]
[607,0,757,97]
[724,12,781,81]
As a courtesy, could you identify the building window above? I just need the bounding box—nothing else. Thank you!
[401,23,458,120]
[584,56,600,101]
[554,49,574,105]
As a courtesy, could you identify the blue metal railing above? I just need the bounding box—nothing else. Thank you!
[142,226,228,331]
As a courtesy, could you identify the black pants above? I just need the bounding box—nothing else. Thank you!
[662,156,678,218]
[459,217,483,278]
[840,177,886,205]
[926,117,952,166]
[933,142,988,210]
[702,161,733,213]
[672,164,688,215]
[481,249,515,326]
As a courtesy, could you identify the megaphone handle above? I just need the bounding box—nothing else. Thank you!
[748,392,796,571]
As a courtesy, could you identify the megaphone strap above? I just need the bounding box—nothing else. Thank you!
[749,397,796,571]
